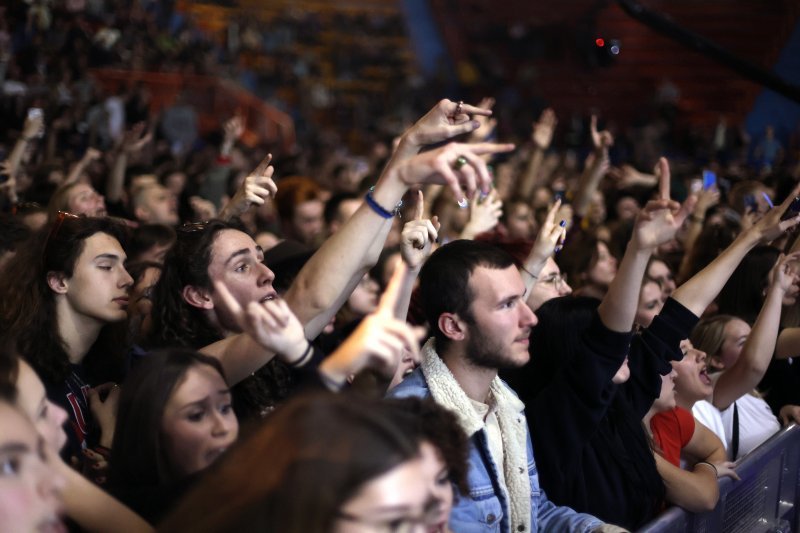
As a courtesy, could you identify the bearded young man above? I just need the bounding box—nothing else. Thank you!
[389,240,620,533]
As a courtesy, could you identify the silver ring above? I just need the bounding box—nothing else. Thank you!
[455,101,463,116]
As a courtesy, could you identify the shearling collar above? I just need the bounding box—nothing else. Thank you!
[420,338,531,533]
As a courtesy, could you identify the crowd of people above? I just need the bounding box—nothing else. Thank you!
[3,1,800,533]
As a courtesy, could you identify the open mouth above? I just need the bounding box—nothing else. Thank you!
[206,447,227,463]
[699,367,712,386]
[260,293,277,303]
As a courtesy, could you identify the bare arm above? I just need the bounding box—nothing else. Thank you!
[285,100,502,339]
[678,188,720,275]
[684,418,728,464]
[654,453,719,512]
[713,253,799,410]
[673,184,800,316]
[571,115,612,218]
[517,108,557,200]
[63,148,101,187]
[598,158,693,332]
[6,114,43,178]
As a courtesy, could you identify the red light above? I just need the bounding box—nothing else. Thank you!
[595,38,605,47]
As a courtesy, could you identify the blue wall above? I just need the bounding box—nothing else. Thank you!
[745,20,800,156]
[399,0,448,78]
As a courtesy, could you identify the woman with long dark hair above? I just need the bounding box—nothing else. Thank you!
[160,394,449,533]
[108,348,237,524]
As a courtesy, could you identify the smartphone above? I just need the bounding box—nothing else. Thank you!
[702,170,716,190]
[554,190,567,203]
[744,194,758,212]
[26,108,44,138]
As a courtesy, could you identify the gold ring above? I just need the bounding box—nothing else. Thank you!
[453,156,468,170]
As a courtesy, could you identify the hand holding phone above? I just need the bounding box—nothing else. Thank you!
[702,170,716,190]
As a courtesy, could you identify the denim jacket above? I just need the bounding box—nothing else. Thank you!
[388,340,604,533]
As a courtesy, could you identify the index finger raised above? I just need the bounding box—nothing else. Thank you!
[657,157,671,200]
[213,280,245,319]
[377,258,407,317]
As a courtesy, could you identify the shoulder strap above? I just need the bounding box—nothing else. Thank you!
[731,401,740,460]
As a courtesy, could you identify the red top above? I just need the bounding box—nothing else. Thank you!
[650,406,695,467]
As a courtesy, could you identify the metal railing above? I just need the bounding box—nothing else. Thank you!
[640,424,800,533]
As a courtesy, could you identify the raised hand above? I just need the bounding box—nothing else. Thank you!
[122,122,152,154]
[22,110,45,140]
[745,183,800,243]
[532,108,557,151]
[528,199,567,268]
[213,281,309,365]
[590,115,614,152]
[467,97,497,143]
[396,141,515,203]
[220,154,277,220]
[768,252,800,295]
[82,147,102,164]
[461,188,503,239]
[401,190,440,270]
[188,195,218,221]
[404,98,492,147]
[319,259,422,388]
[224,112,245,142]
[631,157,695,251]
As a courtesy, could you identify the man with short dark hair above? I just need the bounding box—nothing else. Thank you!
[390,240,609,533]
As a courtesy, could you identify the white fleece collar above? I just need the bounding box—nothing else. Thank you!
[420,338,531,533]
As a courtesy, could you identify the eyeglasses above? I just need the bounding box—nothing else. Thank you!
[336,499,441,533]
[44,210,80,258]
[539,272,568,290]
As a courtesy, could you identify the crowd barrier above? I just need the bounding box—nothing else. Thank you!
[639,424,800,532]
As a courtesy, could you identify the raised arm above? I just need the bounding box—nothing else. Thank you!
[571,115,613,218]
[285,140,513,338]
[598,158,693,332]
[205,282,309,385]
[459,188,502,240]
[517,108,557,200]
[673,184,800,316]
[397,190,439,318]
[713,252,800,410]
[318,259,422,390]
[106,123,152,203]
[219,154,277,221]
[392,99,491,162]
[6,113,43,180]
[520,199,566,294]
